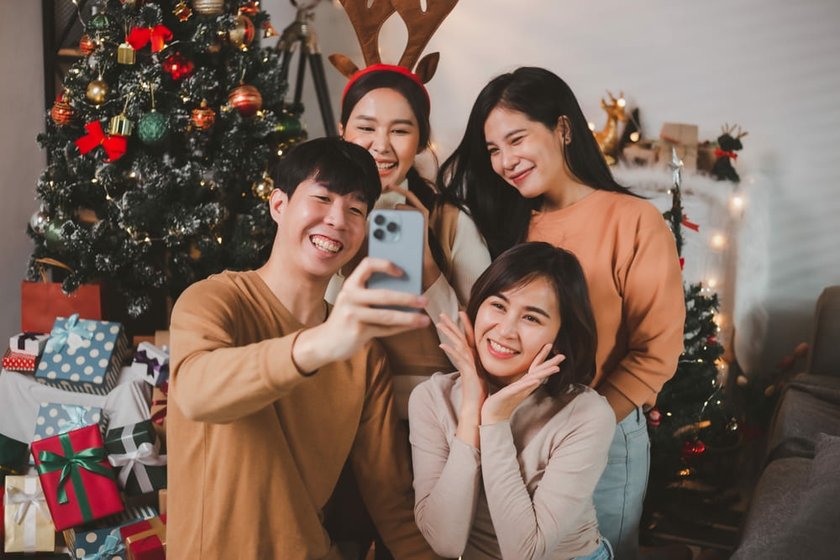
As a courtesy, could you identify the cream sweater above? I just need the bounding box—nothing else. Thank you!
[409,372,615,560]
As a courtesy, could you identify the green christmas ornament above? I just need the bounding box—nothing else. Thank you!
[89,12,110,33]
[275,112,303,142]
[137,111,169,145]
[44,221,66,251]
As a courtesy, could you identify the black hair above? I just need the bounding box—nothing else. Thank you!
[271,137,381,210]
[340,69,448,271]
[438,66,639,258]
[466,242,597,396]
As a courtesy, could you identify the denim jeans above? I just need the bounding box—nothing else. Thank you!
[592,408,650,560]
[575,538,614,560]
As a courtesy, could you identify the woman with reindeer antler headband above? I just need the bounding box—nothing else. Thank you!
[436,67,686,559]
[325,0,491,419]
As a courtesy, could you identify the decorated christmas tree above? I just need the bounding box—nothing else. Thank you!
[29,0,306,324]
[647,149,738,489]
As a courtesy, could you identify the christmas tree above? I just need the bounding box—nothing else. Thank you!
[30,0,306,324]
[647,149,737,488]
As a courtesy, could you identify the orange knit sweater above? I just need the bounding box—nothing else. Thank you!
[528,190,685,409]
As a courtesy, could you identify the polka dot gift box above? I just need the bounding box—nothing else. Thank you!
[64,526,126,560]
[33,403,103,442]
[36,314,131,396]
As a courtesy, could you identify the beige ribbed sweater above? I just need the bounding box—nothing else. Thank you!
[167,270,438,559]
[409,372,615,560]
[528,189,685,408]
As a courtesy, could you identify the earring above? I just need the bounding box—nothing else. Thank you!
[564,134,571,145]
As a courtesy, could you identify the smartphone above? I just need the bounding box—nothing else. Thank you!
[367,209,424,310]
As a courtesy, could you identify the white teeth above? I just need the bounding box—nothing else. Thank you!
[377,162,397,170]
[311,235,341,253]
[489,340,516,355]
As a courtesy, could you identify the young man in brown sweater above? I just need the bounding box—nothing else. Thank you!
[166,137,440,559]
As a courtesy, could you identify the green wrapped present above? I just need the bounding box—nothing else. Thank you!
[105,420,167,496]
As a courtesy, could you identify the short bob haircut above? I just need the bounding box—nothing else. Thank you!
[271,137,381,210]
[465,241,598,396]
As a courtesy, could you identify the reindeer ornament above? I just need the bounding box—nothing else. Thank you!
[592,91,627,165]
[711,123,747,183]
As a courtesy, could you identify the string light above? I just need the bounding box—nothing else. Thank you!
[710,233,726,250]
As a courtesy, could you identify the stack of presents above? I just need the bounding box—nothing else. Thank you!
[1,308,171,558]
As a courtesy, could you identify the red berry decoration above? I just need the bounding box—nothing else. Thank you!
[162,51,194,80]
[191,100,217,131]
[227,84,262,117]
[681,439,706,460]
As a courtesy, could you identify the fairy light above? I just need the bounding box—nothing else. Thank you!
[730,194,744,211]
[587,122,595,131]
[629,131,640,142]
[706,277,718,289]
[710,233,726,250]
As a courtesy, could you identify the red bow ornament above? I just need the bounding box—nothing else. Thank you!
[681,214,700,232]
[75,120,127,162]
[714,148,738,160]
[127,24,173,53]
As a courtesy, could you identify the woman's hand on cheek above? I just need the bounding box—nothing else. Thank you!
[438,311,487,409]
[481,344,565,425]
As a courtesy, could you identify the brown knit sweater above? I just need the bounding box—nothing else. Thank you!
[166,270,438,559]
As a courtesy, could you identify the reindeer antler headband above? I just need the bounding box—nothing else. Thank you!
[329,0,459,105]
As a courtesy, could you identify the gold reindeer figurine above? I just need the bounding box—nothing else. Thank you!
[592,91,627,165]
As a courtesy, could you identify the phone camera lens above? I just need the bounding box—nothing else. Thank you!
[386,222,398,233]
[373,214,386,225]
[373,228,385,240]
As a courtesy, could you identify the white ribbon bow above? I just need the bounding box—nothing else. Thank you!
[5,484,48,525]
[108,441,167,491]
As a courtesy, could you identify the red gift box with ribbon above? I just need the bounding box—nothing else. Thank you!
[30,424,124,530]
[120,513,166,560]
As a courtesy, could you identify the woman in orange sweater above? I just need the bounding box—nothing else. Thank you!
[439,66,685,560]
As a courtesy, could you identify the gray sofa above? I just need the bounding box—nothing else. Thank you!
[731,286,840,559]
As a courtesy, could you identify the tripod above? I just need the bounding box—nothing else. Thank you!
[277,0,338,137]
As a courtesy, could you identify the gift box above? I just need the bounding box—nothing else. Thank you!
[31,424,124,530]
[3,475,55,553]
[149,383,168,444]
[105,420,167,496]
[120,514,166,560]
[0,433,29,479]
[158,489,166,515]
[127,343,169,387]
[9,332,49,357]
[65,525,127,560]
[3,347,38,373]
[658,122,699,171]
[36,313,131,396]
[33,402,103,442]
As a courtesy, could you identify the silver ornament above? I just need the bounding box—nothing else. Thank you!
[30,210,48,235]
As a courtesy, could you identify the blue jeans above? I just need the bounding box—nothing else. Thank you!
[593,408,650,560]
[575,538,614,560]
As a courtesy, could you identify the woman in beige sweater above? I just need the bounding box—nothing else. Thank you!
[409,242,615,560]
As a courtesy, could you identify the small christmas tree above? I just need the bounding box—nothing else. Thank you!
[29,0,306,323]
[648,149,736,488]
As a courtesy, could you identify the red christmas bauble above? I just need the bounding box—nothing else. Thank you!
[162,52,194,80]
[79,34,96,55]
[239,1,260,16]
[228,14,255,49]
[227,84,262,117]
[681,439,706,460]
[51,94,75,126]
[191,100,216,130]
[706,335,718,346]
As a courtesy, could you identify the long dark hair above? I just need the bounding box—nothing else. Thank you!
[465,242,597,396]
[439,66,637,258]
[341,69,447,270]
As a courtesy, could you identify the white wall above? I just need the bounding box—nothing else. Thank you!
[0,1,45,340]
[266,0,840,375]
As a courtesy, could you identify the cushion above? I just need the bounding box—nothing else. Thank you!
[766,385,840,460]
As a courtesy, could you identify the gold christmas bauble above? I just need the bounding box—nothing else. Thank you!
[193,0,224,16]
[173,1,193,22]
[191,100,216,130]
[227,84,262,117]
[252,174,275,201]
[86,79,109,105]
[79,34,96,55]
[51,95,75,126]
[228,14,255,49]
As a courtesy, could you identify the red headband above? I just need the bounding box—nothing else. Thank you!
[341,64,430,110]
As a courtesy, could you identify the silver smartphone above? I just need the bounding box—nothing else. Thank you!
[367,209,424,309]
